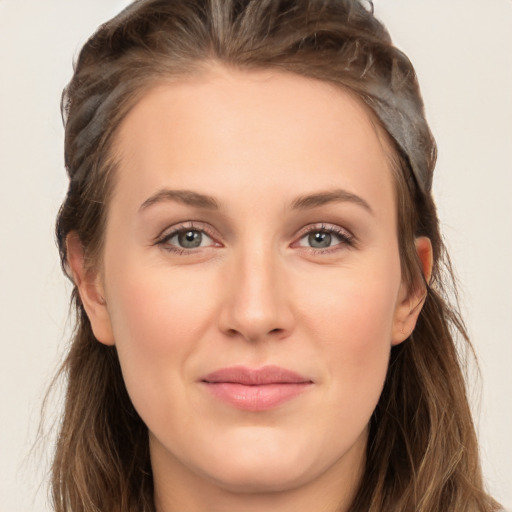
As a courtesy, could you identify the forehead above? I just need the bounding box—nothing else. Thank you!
[111,66,396,217]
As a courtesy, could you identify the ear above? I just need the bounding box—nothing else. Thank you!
[391,236,433,345]
[66,232,115,346]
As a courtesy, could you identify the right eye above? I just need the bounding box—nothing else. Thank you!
[166,229,213,249]
[156,223,220,254]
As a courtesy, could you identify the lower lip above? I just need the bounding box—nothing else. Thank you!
[202,382,312,411]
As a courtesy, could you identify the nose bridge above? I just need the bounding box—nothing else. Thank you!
[219,237,292,342]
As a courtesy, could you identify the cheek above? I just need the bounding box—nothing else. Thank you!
[104,258,218,417]
[297,258,400,410]
[300,261,400,348]
[108,272,209,350]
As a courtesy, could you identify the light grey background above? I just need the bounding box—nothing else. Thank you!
[0,1,510,510]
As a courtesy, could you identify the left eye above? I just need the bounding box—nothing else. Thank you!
[164,229,214,249]
[297,229,350,249]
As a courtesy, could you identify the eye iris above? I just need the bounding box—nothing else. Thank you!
[308,231,331,248]
[178,230,202,248]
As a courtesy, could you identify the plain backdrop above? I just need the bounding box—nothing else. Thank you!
[0,1,510,510]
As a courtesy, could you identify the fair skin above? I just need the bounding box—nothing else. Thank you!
[68,66,432,512]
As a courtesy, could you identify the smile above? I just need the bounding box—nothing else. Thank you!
[201,365,313,411]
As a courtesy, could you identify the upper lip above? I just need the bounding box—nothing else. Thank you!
[201,365,312,385]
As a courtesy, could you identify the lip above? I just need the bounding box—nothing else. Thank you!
[200,365,313,411]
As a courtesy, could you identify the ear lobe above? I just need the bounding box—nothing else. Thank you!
[66,232,115,346]
[391,237,433,345]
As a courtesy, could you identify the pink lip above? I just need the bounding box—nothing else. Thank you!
[201,365,313,411]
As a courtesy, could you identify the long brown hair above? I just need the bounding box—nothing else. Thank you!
[52,0,500,510]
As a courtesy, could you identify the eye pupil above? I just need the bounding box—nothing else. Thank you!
[178,230,202,248]
[308,231,331,248]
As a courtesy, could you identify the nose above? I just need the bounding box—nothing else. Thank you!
[218,244,295,343]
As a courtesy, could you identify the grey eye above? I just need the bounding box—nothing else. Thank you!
[177,230,203,248]
[308,231,332,248]
[159,227,216,253]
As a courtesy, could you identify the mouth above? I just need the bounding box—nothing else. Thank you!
[200,365,313,411]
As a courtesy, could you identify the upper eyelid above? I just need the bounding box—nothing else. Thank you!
[156,221,218,242]
[294,223,354,240]
[157,221,350,235]
[166,229,215,243]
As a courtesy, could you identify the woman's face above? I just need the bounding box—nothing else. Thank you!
[76,67,424,503]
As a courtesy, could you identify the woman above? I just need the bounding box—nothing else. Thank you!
[52,0,502,510]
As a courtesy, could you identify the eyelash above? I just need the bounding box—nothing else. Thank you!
[295,224,356,254]
[155,222,356,255]
[155,222,219,255]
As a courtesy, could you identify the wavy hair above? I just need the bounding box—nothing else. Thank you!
[52,0,500,510]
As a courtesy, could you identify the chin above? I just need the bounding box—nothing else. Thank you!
[206,460,312,494]
[194,430,345,494]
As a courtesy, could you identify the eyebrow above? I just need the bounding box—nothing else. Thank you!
[139,189,220,211]
[139,187,373,215]
[290,189,374,215]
